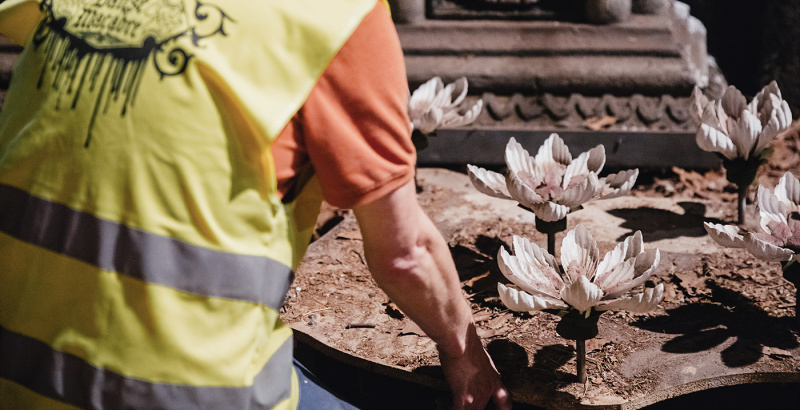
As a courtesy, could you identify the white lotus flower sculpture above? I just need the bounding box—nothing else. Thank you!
[468,134,639,253]
[704,172,800,309]
[692,81,793,224]
[497,224,662,382]
[408,76,483,150]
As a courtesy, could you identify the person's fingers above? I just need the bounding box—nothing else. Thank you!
[492,385,512,410]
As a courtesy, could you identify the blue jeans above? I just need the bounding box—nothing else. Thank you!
[294,358,359,410]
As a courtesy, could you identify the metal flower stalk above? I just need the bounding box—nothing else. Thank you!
[692,82,793,225]
[704,172,800,312]
[497,224,663,383]
[468,134,639,254]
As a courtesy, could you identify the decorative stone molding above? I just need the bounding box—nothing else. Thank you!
[423,0,675,22]
[477,93,692,131]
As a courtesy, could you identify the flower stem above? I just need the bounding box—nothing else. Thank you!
[737,183,748,225]
[576,339,587,384]
[534,216,567,256]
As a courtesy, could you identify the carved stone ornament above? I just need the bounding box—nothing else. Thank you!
[420,0,675,23]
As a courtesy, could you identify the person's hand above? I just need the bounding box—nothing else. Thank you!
[437,323,512,410]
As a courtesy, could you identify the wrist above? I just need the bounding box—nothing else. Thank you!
[436,321,481,359]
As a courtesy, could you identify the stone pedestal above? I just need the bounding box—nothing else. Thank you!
[387,0,426,24]
[392,1,725,169]
[585,0,632,24]
[633,0,671,14]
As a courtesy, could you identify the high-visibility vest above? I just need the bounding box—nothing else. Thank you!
[0,1,382,408]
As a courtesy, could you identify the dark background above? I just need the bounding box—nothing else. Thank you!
[682,0,800,116]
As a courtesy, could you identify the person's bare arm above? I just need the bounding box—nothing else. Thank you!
[353,180,512,410]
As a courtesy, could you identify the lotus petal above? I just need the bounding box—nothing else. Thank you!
[593,258,635,298]
[511,235,565,284]
[701,99,727,133]
[758,93,791,128]
[721,85,747,118]
[506,172,544,208]
[691,86,710,125]
[744,232,795,262]
[773,97,792,129]
[559,172,600,209]
[536,133,572,167]
[581,145,606,176]
[697,122,737,160]
[561,150,591,190]
[531,201,570,222]
[774,172,800,213]
[442,99,483,128]
[594,231,643,283]
[560,276,603,313]
[714,99,730,133]
[597,284,664,313]
[594,239,630,283]
[413,107,444,134]
[604,249,660,300]
[447,77,469,108]
[756,185,789,235]
[498,283,567,312]
[755,110,784,157]
[749,80,782,114]
[728,109,761,160]
[497,240,563,298]
[408,77,443,118]
[505,138,537,182]
[534,159,567,195]
[623,230,646,260]
[432,81,457,110]
[560,224,599,284]
[704,222,746,248]
[765,80,782,98]
[632,247,660,278]
[467,164,512,199]
[598,169,639,200]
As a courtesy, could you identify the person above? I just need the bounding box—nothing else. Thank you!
[0,1,511,409]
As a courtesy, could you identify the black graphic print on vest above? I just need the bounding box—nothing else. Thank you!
[33,0,234,147]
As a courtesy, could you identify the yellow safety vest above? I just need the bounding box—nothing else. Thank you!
[0,0,382,408]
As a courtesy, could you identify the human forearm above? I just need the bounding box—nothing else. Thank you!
[353,180,510,409]
[359,209,473,355]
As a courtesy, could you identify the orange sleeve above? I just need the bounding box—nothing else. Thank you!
[272,1,415,209]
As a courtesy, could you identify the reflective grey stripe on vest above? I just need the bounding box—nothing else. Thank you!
[0,183,293,310]
[0,326,294,410]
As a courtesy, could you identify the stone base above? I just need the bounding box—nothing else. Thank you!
[416,128,720,170]
[398,2,722,169]
[398,3,709,96]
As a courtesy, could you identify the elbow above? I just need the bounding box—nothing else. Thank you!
[367,235,435,287]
